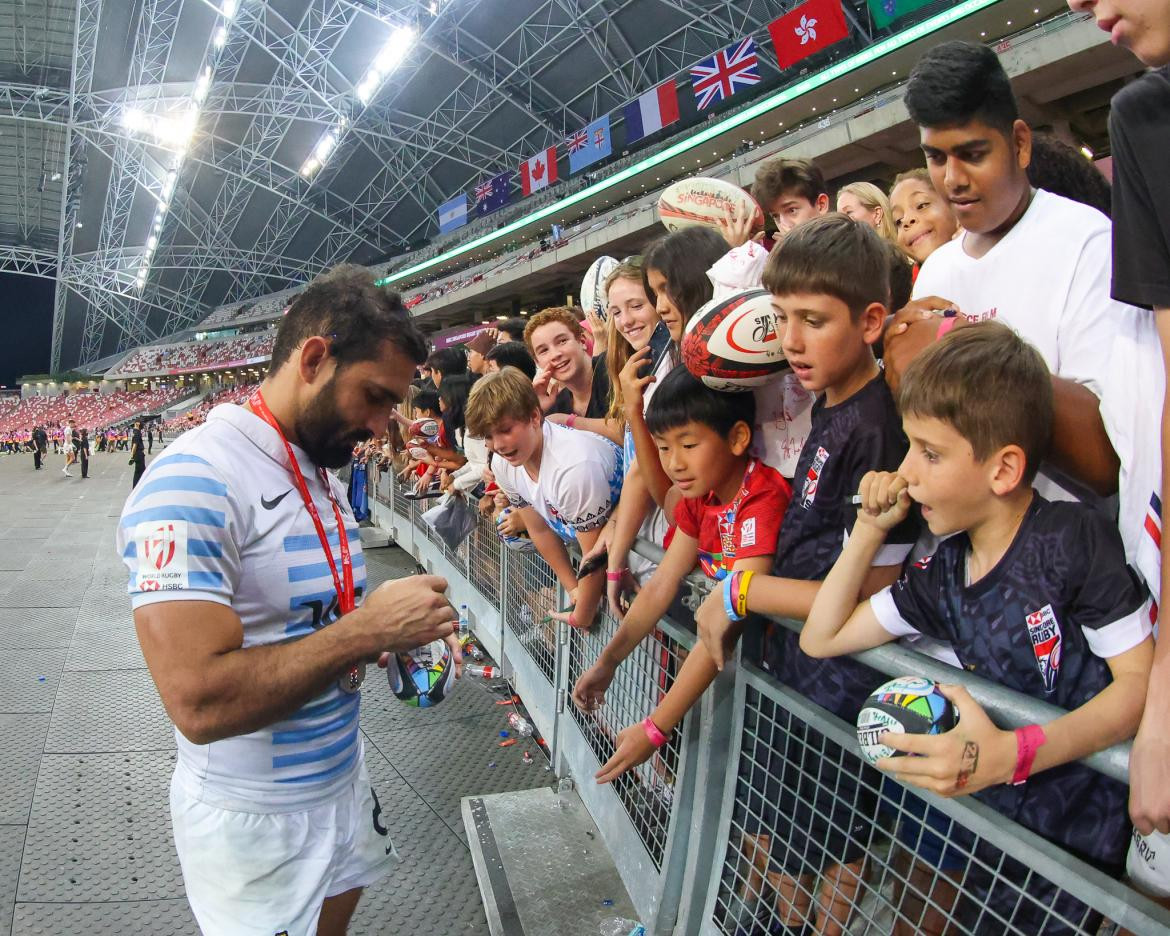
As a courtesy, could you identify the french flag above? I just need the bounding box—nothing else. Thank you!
[623,81,680,144]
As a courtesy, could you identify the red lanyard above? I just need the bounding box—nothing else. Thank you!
[249,390,355,616]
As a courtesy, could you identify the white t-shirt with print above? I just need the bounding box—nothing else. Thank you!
[116,403,369,812]
[913,188,1163,610]
[492,420,622,543]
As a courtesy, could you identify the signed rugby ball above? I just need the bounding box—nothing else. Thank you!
[682,288,789,390]
[657,176,764,234]
[580,256,619,322]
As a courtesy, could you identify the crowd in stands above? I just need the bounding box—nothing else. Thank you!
[0,386,189,436]
[346,37,1170,934]
[162,382,259,433]
[109,332,274,377]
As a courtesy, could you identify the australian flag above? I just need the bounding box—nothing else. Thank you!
[473,171,512,216]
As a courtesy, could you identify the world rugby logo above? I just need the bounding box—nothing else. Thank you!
[144,523,177,571]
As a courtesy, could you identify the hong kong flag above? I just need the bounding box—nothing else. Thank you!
[768,0,850,70]
[520,146,558,196]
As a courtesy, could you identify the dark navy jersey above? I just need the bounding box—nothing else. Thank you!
[872,494,1151,865]
[760,373,917,716]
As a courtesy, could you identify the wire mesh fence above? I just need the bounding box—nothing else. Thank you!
[466,515,503,606]
[501,542,560,685]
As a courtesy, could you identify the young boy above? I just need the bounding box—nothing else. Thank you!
[803,322,1154,934]
[465,366,622,632]
[572,365,790,711]
[600,215,917,935]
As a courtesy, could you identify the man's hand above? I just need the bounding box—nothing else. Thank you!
[854,471,912,533]
[596,721,657,784]
[882,296,965,395]
[1129,721,1170,835]
[572,659,616,712]
[877,685,1016,797]
[695,587,744,672]
[353,575,458,656]
[716,207,765,249]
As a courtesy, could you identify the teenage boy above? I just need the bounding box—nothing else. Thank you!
[599,216,916,935]
[572,366,790,711]
[886,41,1161,613]
[465,366,622,633]
[524,307,619,441]
[802,322,1153,933]
[1067,0,1170,884]
[753,158,830,238]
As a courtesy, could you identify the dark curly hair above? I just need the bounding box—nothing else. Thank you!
[1027,133,1111,217]
[269,264,427,373]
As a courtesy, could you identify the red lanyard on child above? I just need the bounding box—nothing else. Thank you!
[249,390,356,619]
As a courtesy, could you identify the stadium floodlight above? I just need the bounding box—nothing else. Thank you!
[221,0,238,17]
[356,25,415,104]
[300,156,320,178]
[214,26,228,49]
[193,66,212,104]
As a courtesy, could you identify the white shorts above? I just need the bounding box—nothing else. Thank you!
[170,759,398,936]
[1128,828,1170,898]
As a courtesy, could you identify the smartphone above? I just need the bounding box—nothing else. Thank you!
[577,549,609,579]
[639,320,674,376]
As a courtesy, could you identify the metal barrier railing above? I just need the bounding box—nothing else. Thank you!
[368,476,1170,936]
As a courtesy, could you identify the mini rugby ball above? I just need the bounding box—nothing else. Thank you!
[581,256,619,322]
[856,676,958,765]
[681,288,789,391]
[657,176,764,234]
[387,639,455,708]
[496,508,534,552]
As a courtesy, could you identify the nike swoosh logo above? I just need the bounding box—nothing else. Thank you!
[261,490,292,510]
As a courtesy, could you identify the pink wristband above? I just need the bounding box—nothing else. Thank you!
[566,414,577,429]
[1011,724,1046,785]
[642,716,670,748]
[606,570,624,582]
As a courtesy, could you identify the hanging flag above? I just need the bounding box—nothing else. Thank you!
[769,0,850,69]
[690,38,761,111]
[519,145,558,196]
[473,171,512,216]
[867,0,934,28]
[436,193,468,234]
[567,115,612,174]
[623,81,680,143]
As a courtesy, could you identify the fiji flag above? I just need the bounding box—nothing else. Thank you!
[473,171,512,216]
[568,115,612,174]
[437,194,467,234]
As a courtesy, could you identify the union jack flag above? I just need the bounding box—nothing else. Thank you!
[474,179,494,202]
[565,129,587,153]
[690,37,761,111]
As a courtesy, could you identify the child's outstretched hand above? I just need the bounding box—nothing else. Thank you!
[876,685,1017,797]
[596,721,656,784]
[854,471,912,532]
[695,586,745,672]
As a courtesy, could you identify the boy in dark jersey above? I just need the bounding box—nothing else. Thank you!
[803,322,1154,934]
[603,216,916,934]
[573,365,791,714]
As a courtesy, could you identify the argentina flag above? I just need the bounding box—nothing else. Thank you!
[437,194,467,233]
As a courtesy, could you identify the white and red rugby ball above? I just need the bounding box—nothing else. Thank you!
[580,255,619,322]
[682,288,789,391]
[657,176,764,234]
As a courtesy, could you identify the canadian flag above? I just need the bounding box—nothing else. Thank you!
[520,145,558,196]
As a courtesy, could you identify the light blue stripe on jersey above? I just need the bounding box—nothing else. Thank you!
[130,475,228,505]
[121,505,226,528]
[272,705,358,744]
[123,537,223,559]
[286,554,366,583]
[271,725,358,769]
[275,746,360,785]
[283,528,360,552]
[295,693,356,721]
[148,452,214,471]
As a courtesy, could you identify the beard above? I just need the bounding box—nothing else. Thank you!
[295,375,371,469]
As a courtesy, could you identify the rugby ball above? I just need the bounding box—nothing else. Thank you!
[681,288,789,391]
[387,639,456,708]
[657,176,764,234]
[856,676,958,765]
[580,256,619,322]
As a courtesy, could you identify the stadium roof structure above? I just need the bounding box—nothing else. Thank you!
[1,0,841,371]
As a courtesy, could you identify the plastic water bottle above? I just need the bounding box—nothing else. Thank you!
[468,643,485,662]
[457,604,469,639]
[465,664,497,678]
[507,712,533,737]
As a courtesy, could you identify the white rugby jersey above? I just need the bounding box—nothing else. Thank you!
[116,403,368,812]
[492,420,622,543]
